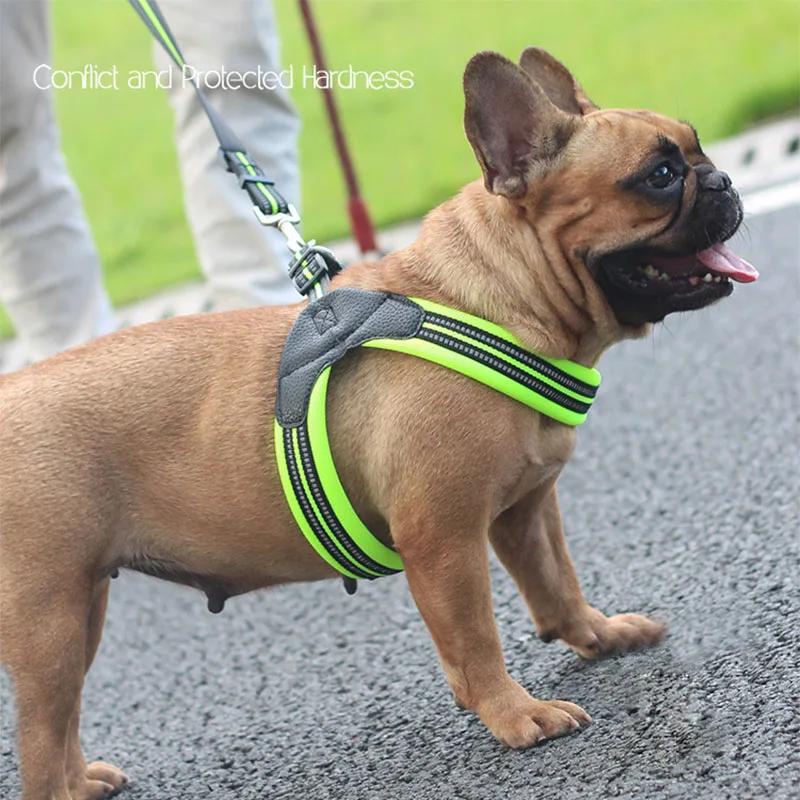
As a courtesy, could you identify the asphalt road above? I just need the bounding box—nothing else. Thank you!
[1,204,798,800]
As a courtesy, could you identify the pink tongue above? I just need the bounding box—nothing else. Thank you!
[696,242,759,283]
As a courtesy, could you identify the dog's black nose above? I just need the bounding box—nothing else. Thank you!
[714,170,733,191]
[697,165,732,192]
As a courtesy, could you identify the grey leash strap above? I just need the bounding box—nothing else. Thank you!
[127,0,342,301]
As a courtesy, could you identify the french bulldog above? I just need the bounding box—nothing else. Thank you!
[0,47,757,800]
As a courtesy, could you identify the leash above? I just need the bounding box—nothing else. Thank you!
[127,0,342,303]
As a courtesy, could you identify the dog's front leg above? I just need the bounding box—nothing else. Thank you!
[396,513,590,748]
[490,485,665,659]
[2,577,93,800]
[65,578,129,800]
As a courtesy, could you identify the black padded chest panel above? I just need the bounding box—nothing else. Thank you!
[275,289,424,428]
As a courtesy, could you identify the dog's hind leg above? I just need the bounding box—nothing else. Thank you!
[1,573,94,800]
[65,577,128,800]
[490,485,665,659]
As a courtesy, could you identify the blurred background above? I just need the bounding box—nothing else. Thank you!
[0,0,797,339]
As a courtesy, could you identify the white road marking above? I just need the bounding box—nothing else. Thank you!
[743,180,800,216]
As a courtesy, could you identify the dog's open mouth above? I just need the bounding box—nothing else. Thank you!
[603,241,758,297]
[595,241,758,324]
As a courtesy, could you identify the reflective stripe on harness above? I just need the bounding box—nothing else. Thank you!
[274,290,601,581]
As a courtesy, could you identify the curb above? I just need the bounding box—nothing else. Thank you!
[706,116,800,194]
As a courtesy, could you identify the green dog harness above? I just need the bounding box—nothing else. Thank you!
[274,289,600,585]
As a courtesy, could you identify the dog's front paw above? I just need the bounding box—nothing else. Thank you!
[475,679,591,748]
[546,606,665,659]
[70,761,129,799]
[87,762,128,793]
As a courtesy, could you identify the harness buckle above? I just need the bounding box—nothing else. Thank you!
[287,243,343,296]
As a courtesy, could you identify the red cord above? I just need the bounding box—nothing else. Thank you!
[298,0,379,255]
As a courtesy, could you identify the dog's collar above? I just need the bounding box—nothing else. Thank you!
[274,289,601,582]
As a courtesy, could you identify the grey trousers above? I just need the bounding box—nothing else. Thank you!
[0,0,300,363]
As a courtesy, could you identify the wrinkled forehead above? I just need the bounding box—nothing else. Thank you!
[581,108,706,168]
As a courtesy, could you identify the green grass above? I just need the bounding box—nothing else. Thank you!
[1,0,798,339]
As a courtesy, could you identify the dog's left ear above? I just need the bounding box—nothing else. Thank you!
[518,47,598,116]
[463,51,577,198]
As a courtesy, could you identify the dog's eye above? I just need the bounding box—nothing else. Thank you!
[646,163,679,189]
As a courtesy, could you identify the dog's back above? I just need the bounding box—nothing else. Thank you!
[0,307,301,609]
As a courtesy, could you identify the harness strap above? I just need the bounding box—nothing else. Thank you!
[367,298,598,427]
[274,290,601,580]
[275,368,404,581]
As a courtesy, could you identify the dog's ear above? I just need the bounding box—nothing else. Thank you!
[463,51,577,198]
[518,47,598,116]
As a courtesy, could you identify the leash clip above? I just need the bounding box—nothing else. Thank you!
[252,204,307,259]
[252,204,302,230]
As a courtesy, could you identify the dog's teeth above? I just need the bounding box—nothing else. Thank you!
[703,273,713,283]
[658,271,669,281]
[642,264,658,278]
[714,276,722,283]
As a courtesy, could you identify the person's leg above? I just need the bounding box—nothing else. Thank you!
[0,0,116,364]
[156,0,301,310]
